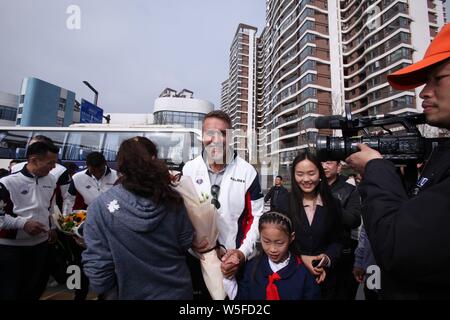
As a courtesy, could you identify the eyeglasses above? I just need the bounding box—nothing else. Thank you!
[211,184,221,209]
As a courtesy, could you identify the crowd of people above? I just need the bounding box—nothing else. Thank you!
[1,23,450,300]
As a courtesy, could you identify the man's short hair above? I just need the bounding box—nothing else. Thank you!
[203,110,232,129]
[26,141,59,160]
[31,135,54,145]
[86,151,106,167]
[276,175,283,180]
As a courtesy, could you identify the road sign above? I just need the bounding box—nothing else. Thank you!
[80,99,103,123]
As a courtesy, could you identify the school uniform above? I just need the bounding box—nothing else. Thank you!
[236,252,321,300]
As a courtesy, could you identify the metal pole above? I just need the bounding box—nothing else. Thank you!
[82,81,99,105]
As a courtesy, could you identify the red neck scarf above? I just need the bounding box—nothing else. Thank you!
[266,272,281,300]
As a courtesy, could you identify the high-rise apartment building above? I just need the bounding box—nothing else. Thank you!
[220,80,230,114]
[221,24,258,163]
[223,0,446,187]
[258,0,335,184]
[341,0,447,119]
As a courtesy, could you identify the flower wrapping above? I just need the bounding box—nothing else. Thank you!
[173,175,226,300]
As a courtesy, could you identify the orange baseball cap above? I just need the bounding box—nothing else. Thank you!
[388,23,450,90]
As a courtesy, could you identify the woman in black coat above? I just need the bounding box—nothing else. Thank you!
[287,149,344,299]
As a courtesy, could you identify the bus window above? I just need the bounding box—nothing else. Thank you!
[144,132,184,165]
[63,131,104,161]
[0,130,32,160]
[102,131,144,161]
[32,131,68,159]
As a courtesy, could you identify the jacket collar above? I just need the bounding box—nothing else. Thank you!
[20,164,35,178]
[261,252,300,279]
[329,174,345,188]
[85,166,111,178]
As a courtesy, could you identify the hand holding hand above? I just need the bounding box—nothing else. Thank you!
[221,249,245,279]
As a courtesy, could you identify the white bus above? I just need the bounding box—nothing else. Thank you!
[0,124,202,170]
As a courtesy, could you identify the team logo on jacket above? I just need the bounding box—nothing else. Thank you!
[230,177,245,183]
[20,190,28,195]
[86,185,92,189]
[196,177,203,185]
[107,199,120,213]
[417,177,429,187]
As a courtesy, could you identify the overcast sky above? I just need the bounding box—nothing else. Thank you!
[0,0,266,113]
[1,1,449,114]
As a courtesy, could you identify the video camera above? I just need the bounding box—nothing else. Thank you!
[314,105,446,164]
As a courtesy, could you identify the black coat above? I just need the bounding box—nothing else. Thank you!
[329,175,361,248]
[359,141,450,299]
[264,185,289,214]
[292,202,343,264]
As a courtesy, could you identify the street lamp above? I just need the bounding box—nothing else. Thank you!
[82,80,111,124]
[82,80,98,106]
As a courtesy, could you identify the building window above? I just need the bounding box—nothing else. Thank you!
[18,107,23,115]
[19,95,25,104]
[16,118,21,125]
[58,98,66,112]
[0,106,18,121]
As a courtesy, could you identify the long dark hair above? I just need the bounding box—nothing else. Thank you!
[116,136,182,207]
[287,149,339,237]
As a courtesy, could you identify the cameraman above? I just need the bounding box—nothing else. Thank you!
[346,24,450,299]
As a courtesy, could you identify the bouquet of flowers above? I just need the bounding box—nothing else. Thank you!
[59,210,87,234]
[52,207,87,247]
[172,175,226,300]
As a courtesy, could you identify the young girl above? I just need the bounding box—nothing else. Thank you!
[288,149,344,299]
[234,211,321,300]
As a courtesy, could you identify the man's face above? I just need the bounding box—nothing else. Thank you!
[202,117,229,164]
[30,152,57,177]
[88,165,106,180]
[275,177,282,186]
[322,161,340,180]
[420,59,450,130]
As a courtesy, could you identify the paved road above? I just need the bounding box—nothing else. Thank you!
[40,284,96,300]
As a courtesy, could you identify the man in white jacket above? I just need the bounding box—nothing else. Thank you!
[183,111,264,285]
[0,141,59,299]
[63,152,117,215]
[11,135,72,212]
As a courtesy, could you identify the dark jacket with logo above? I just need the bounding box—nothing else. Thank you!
[329,175,361,248]
[359,140,450,299]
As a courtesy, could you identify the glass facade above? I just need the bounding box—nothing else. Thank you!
[153,111,205,129]
[0,105,18,122]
